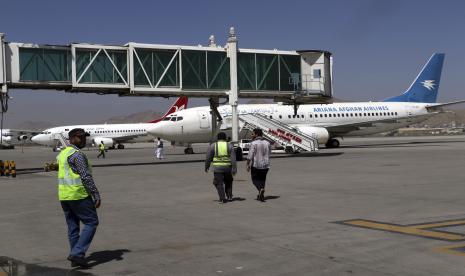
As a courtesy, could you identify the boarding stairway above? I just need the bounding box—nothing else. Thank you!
[52,133,69,149]
[239,114,319,153]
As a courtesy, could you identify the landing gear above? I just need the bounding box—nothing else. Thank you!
[117,144,125,149]
[184,147,194,154]
[325,138,340,148]
[285,146,294,154]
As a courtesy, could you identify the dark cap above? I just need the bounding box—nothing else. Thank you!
[68,128,90,139]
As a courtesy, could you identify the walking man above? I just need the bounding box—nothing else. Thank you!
[97,141,105,159]
[58,128,101,268]
[205,132,237,203]
[246,128,271,202]
[156,137,164,159]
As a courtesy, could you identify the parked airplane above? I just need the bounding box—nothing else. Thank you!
[31,97,187,150]
[148,53,465,152]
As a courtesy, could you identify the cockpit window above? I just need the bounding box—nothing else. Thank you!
[176,117,183,121]
[171,117,177,121]
[163,117,171,121]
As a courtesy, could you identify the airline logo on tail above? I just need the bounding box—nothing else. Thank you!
[421,80,436,91]
[147,96,188,123]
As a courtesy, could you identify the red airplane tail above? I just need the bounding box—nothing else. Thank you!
[147,96,188,123]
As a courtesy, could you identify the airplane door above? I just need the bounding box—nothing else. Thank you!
[197,111,210,129]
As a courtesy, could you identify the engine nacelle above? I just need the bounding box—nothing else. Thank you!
[17,135,28,141]
[92,137,114,147]
[296,126,330,144]
[1,136,11,142]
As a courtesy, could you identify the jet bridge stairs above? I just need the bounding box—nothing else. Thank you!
[239,114,319,153]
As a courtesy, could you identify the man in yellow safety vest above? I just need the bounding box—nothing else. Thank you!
[97,141,105,159]
[57,128,101,268]
[205,132,237,203]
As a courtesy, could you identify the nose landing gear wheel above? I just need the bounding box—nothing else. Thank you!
[184,147,194,154]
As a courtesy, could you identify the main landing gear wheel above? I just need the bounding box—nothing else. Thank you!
[325,138,340,148]
[285,146,295,154]
[184,147,194,154]
[117,144,125,149]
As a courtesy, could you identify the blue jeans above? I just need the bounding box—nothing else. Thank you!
[60,197,99,258]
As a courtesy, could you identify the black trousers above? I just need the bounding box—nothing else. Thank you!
[213,172,233,201]
[97,150,105,159]
[251,167,269,191]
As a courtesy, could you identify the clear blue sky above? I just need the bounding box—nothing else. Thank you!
[2,0,465,127]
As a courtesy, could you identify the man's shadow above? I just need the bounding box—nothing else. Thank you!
[255,195,280,202]
[86,249,131,267]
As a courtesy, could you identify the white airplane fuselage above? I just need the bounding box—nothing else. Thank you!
[32,123,155,147]
[148,101,434,145]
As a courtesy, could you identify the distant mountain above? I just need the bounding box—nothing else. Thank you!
[415,109,465,128]
[10,121,54,131]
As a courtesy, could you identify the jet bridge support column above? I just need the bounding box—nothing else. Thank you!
[0,33,7,146]
[227,27,239,143]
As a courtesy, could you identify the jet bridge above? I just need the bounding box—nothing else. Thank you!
[0,28,334,142]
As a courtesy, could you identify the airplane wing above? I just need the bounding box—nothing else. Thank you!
[426,100,465,112]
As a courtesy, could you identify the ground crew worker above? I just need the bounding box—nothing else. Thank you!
[246,128,272,202]
[156,137,164,159]
[97,141,105,159]
[58,128,101,268]
[205,132,237,203]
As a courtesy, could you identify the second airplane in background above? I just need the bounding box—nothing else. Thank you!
[31,97,187,150]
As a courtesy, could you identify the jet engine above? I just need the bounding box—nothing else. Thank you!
[92,137,114,147]
[295,126,330,144]
[17,135,28,141]
[1,136,11,142]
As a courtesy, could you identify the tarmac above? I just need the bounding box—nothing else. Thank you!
[1,136,465,275]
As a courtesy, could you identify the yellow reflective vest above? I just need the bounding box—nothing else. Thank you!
[57,146,90,201]
[212,141,231,167]
[99,143,105,151]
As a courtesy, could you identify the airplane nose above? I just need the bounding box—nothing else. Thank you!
[147,123,166,137]
[31,134,45,144]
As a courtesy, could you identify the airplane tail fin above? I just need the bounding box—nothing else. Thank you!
[383,53,445,103]
[147,96,188,123]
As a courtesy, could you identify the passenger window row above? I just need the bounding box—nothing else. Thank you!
[269,111,399,120]
[94,129,146,134]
